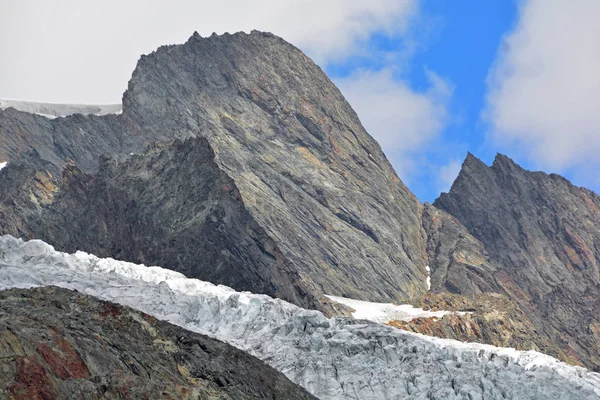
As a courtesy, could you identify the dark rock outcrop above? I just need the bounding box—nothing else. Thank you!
[0,31,428,310]
[433,153,600,370]
[0,286,315,399]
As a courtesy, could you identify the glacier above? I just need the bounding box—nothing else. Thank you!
[0,99,122,118]
[0,235,599,400]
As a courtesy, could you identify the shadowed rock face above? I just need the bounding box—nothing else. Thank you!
[434,153,600,370]
[0,286,315,400]
[0,31,428,309]
[0,139,316,309]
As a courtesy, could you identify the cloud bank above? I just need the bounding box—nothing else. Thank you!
[485,0,600,182]
[1,0,416,103]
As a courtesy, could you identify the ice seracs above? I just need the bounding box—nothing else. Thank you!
[0,99,122,119]
[1,235,599,400]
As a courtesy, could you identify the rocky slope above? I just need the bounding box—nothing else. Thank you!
[389,292,564,358]
[433,153,600,370]
[0,31,427,311]
[0,285,315,400]
[2,235,600,400]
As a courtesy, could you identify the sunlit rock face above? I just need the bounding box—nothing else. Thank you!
[0,31,428,312]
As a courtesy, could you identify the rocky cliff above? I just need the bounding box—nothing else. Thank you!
[0,286,315,399]
[433,153,600,370]
[0,31,428,311]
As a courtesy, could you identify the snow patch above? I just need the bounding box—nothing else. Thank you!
[325,294,462,323]
[1,235,599,400]
[425,264,431,290]
[0,99,122,119]
[0,162,7,171]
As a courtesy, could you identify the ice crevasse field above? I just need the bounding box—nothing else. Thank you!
[1,235,599,400]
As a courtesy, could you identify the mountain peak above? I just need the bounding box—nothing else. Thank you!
[491,153,524,174]
[0,29,429,313]
[462,152,487,170]
[434,147,600,370]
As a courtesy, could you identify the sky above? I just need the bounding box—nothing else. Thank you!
[1,0,599,202]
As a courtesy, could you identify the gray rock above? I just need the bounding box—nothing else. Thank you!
[434,153,600,370]
[0,31,428,311]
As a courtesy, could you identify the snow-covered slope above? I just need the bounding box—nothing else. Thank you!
[0,235,599,400]
[324,295,467,323]
[0,99,121,118]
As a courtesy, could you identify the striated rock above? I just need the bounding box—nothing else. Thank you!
[0,286,315,399]
[0,31,428,310]
[1,139,317,309]
[422,203,500,296]
[434,153,600,370]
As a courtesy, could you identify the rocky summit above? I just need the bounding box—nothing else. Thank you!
[2,29,600,378]
[0,31,428,313]
[434,153,600,370]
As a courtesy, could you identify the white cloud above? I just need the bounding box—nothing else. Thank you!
[335,68,452,181]
[437,158,462,194]
[485,0,600,173]
[0,0,416,103]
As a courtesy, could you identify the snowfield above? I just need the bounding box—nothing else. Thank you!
[0,99,122,118]
[1,235,599,400]
[324,295,467,323]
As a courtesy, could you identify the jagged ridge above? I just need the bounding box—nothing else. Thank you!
[433,153,600,370]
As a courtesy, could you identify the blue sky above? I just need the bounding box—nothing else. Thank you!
[328,1,518,202]
[3,0,600,203]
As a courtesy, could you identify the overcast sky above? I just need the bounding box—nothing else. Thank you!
[2,0,599,201]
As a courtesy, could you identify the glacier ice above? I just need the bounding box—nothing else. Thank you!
[0,99,122,119]
[0,235,599,400]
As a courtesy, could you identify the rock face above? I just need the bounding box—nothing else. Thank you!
[0,31,427,310]
[0,286,315,400]
[389,292,563,358]
[1,139,317,309]
[433,153,600,370]
[421,203,501,296]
